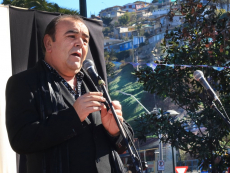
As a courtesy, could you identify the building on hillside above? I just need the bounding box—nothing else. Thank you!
[142,24,155,34]
[122,1,150,12]
[99,6,126,24]
[103,39,133,52]
[104,38,123,46]
[158,0,176,3]
[136,3,159,18]
[117,40,133,52]
[150,5,170,18]
[136,9,153,18]
[168,15,183,27]
[113,27,138,39]
[104,38,123,52]
[104,36,145,52]
[148,33,165,45]
[133,36,145,48]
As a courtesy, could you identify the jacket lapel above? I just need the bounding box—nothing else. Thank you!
[82,78,102,126]
[59,82,75,106]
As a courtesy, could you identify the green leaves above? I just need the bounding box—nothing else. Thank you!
[134,0,230,169]
[118,12,130,26]
[101,17,113,26]
[2,0,79,14]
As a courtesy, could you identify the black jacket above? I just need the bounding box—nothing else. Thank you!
[6,60,133,173]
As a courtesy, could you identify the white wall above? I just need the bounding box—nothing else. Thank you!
[0,5,17,173]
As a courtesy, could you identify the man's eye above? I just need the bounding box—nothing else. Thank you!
[68,35,75,38]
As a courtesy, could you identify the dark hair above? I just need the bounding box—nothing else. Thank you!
[42,15,84,53]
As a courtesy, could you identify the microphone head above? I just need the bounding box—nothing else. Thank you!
[83,59,99,85]
[193,70,204,81]
[83,59,94,71]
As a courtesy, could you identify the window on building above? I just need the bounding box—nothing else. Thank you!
[103,13,106,16]
[129,5,132,8]
[125,43,128,48]
[146,150,155,161]
[111,11,115,15]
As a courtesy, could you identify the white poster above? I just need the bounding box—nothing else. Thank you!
[0,5,16,173]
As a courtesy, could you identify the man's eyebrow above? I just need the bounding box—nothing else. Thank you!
[83,33,90,39]
[64,30,79,35]
[64,30,89,38]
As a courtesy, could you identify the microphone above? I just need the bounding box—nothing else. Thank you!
[83,59,99,85]
[193,70,222,106]
[83,59,110,110]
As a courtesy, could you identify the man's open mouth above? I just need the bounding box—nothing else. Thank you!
[71,52,81,57]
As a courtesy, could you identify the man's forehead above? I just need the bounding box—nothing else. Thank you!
[57,18,89,34]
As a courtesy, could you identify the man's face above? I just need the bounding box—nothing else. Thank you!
[46,18,89,76]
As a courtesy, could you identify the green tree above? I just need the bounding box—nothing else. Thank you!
[114,21,119,27]
[118,12,130,26]
[104,50,118,77]
[102,27,111,37]
[101,17,113,26]
[2,0,79,14]
[135,0,230,170]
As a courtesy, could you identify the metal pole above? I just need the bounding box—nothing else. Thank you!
[159,134,164,173]
[172,146,175,173]
[79,0,87,17]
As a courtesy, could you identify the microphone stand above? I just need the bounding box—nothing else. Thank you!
[98,76,142,173]
[208,100,230,127]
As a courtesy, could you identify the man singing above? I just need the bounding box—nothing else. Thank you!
[6,15,133,173]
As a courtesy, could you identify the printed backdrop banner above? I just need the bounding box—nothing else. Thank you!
[0,5,106,173]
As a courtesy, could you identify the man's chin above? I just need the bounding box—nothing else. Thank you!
[73,65,82,73]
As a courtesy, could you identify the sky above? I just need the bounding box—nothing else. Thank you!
[48,0,152,18]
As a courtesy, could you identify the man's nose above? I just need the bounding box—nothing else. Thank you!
[74,38,83,47]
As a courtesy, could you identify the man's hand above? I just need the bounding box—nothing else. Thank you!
[101,101,123,136]
[73,92,105,122]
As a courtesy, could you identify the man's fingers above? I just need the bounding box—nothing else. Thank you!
[111,100,122,110]
[87,106,102,112]
[80,94,106,103]
[118,116,123,123]
[73,92,105,122]
[108,109,122,116]
[84,101,103,107]
[85,92,103,96]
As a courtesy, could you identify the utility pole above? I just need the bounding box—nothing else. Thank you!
[79,0,87,17]
[159,133,164,173]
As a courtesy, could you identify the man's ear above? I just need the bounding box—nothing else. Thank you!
[43,34,53,53]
